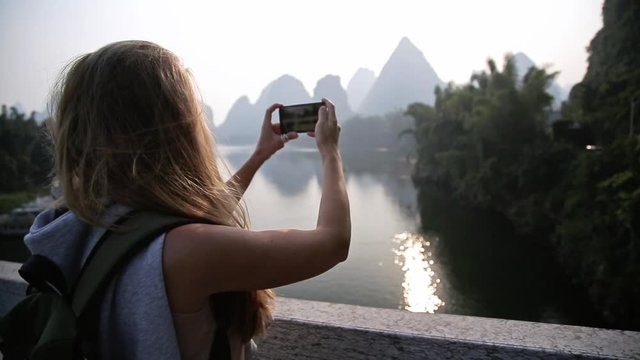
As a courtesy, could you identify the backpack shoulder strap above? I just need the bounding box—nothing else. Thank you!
[19,254,69,296]
[71,211,200,321]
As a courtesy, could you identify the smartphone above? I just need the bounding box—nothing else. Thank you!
[279,101,324,133]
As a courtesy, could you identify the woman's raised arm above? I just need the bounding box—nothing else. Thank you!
[164,99,350,313]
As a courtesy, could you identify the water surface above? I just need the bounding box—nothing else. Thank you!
[221,143,598,327]
[221,143,443,312]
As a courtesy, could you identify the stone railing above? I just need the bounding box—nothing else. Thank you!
[1,260,639,359]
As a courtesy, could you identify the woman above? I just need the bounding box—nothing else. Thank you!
[24,40,351,359]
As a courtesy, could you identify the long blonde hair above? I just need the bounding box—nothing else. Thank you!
[50,40,272,340]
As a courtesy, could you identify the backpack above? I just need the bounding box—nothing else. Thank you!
[0,210,200,359]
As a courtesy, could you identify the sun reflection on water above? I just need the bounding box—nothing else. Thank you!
[393,232,444,313]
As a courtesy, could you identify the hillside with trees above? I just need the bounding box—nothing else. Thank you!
[408,0,639,330]
[554,0,639,330]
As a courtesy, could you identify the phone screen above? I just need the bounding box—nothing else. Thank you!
[279,101,324,133]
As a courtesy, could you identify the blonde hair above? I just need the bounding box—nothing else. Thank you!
[50,40,272,340]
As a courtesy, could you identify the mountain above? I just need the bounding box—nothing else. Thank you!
[215,96,256,142]
[216,75,311,143]
[202,102,214,128]
[346,68,376,111]
[358,37,444,116]
[512,52,566,109]
[313,75,352,120]
[254,74,312,111]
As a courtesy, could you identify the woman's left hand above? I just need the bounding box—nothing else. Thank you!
[254,103,298,160]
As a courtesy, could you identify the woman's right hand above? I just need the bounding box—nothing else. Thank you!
[309,98,341,156]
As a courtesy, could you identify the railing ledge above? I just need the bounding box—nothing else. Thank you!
[1,260,638,359]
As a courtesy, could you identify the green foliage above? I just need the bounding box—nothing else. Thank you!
[0,105,51,193]
[409,54,560,234]
[555,137,640,328]
[410,0,640,330]
[553,0,640,329]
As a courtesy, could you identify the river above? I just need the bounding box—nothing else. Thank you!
[222,143,437,312]
[221,142,599,327]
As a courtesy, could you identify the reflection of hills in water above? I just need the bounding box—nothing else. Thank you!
[342,151,417,215]
[222,144,429,311]
[259,151,323,197]
[221,145,417,206]
[223,147,322,197]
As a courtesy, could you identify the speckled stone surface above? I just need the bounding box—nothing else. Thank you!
[256,297,640,359]
[2,261,639,359]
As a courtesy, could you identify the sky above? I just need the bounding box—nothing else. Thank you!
[0,0,604,125]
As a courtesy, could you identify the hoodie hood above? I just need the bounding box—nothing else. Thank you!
[24,204,130,289]
[24,204,183,359]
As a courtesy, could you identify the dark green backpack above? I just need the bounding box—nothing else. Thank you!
[0,211,198,359]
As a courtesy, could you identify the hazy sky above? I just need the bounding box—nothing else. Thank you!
[0,0,603,124]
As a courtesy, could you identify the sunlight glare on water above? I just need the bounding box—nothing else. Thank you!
[393,232,444,313]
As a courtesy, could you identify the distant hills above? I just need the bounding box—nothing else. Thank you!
[216,75,307,142]
[215,38,568,143]
[346,68,376,111]
[216,73,354,143]
[357,37,444,116]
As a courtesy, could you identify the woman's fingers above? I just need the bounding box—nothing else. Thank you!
[279,131,299,146]
[312,98,340,154]
[272,123,282,135]
[317,104,328,123]
[322,98,337,123]
[322,97,335,109]
[263,103,282,129]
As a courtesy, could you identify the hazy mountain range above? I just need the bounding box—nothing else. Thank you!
[216,72,355,143]
[8,37,567,143]
[215,37,568,143]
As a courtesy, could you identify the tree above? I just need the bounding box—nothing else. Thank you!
[0,105,51,192]
[408,54,559,234]
[408,1,639,330]
[556,0,640,329]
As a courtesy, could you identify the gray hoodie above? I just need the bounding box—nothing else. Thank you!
[24,205,181,359]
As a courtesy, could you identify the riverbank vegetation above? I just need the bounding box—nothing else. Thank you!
[408,0,639,330]
[0,105,51,212]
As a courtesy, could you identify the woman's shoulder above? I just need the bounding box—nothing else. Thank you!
[166,222,237,244]
[162,222,245,312]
